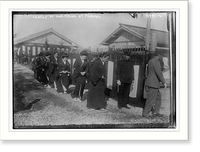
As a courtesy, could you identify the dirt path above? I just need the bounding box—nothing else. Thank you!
[14,64,172,128]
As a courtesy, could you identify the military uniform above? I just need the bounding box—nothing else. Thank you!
[116,51,134,109]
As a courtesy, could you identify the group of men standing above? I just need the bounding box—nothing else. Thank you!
[31,48,167,118]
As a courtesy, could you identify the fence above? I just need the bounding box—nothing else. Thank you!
[14,46,152,103]
[105,46,151,103]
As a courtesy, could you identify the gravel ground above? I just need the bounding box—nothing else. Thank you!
[13,64,173,129]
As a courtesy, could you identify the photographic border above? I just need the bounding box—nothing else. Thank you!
[1,2,187,139]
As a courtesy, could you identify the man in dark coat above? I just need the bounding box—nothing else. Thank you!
[43,51,51,88]
[39,52,49,86]
[33,52,45,82]
[48,50,59,89]
[142,50,167,118]
[56,53,70,94]
[71,50,89,102]
[116,50,134,109]
[87,52,109,110]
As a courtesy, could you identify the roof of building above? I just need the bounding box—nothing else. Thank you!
[100,23,169,48]
[14,28,82,49]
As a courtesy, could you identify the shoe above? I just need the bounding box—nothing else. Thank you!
[58,92,63,94]
[152,113,164,118]
[47,85,51,88]
[89,108,95,111]
[76,98,82,102]
[142,115,152,119]
[122,105,130,109]
[100,108,106,111]
[73,98,78,101]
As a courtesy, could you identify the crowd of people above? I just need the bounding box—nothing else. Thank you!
[30,48,167,118]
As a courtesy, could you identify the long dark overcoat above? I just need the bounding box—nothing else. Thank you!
[87,58,107,109]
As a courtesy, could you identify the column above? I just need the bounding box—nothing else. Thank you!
[32,46,36,56]
[150,32,157,52]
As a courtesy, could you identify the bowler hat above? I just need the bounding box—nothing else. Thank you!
[80,50,89,56]
[45,51,51,56]
[62,53,69,58]
[123,50,131,56]
[38,51,44,56]
[154,49,165,56]
[99,51,110,58]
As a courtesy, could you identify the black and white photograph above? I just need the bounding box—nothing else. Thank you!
[12,11,176,129]
[0,0,191,143]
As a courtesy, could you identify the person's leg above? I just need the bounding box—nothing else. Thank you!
[79,77,86,100]
[152,90,162,114]
[142,88,158,117]
[34,69,37,79]
[123,83,131,106]
[118,83,126,108]
[56,76,63,93]
[37,69,42,82]
[41,70,48,85]
[71,77,81,98]
[62,75,69,93]
[48,73,54,88]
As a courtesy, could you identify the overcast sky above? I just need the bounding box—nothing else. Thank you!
[14,13,168,50]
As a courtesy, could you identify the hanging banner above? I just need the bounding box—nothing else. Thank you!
[106,61,114,90]
[129,65,139,98]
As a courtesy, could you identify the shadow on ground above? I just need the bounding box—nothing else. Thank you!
[14,74,43,113]
[68,83,145,109]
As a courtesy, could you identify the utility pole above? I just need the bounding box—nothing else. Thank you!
[143,15,152,99]
[145,17,151,51]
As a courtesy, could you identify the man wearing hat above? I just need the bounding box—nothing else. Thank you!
[142,50,167,118]
[43,51,51,88]
[56,53,70,94]
[116,49,134,109]
[87,52,109,110]
[48,50,59,89]
[34,51,45,83]
[71,50,89,102]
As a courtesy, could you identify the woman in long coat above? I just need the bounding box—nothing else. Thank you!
[87,52,109,110]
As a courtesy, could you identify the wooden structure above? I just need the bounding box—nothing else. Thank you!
[100,23,169,103]
[100,23,169,51]
[14,28,82,64]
